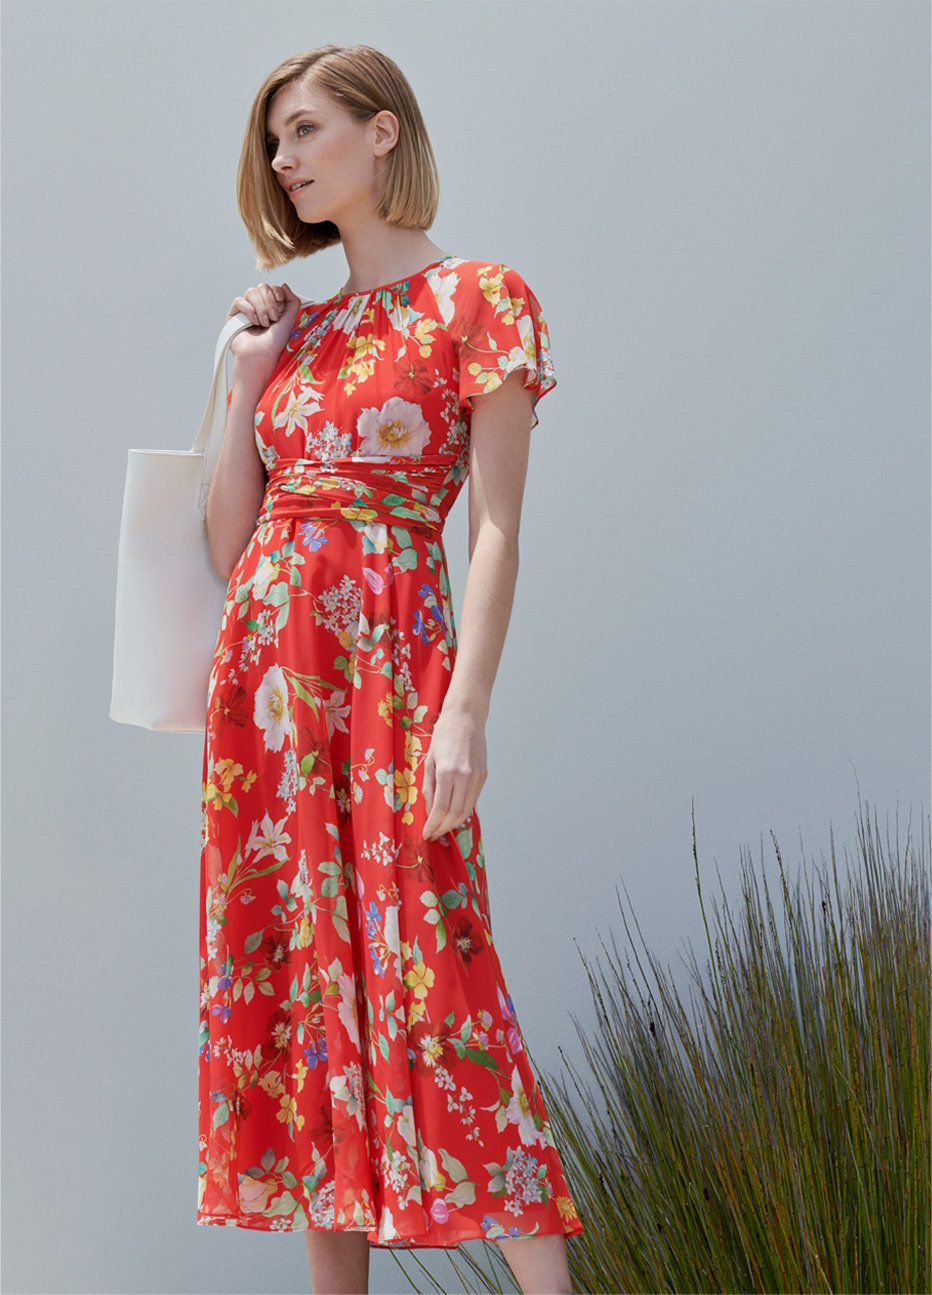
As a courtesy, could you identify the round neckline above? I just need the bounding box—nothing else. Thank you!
[329,254,456,302]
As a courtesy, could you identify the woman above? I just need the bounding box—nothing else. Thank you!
[199,42,583,1294]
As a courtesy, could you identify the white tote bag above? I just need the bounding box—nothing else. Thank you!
[109,311,257,733]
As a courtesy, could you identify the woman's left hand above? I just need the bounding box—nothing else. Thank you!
[421,703,488,841]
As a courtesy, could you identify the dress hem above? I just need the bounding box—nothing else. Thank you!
[195,1214,585,1249]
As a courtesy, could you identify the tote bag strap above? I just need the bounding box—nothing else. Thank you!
[194,299,316,517]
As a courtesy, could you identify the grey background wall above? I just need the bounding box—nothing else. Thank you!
[2,2,928,1293]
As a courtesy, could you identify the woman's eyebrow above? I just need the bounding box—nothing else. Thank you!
[266,107,320,138]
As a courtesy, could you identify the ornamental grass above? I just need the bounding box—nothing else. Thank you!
[395,793,930,1294]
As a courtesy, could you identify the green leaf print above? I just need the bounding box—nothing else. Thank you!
[446,1179,477,1208]
[463,1047,500,1072]
[422,902,448,953]
[454,825,474,856]
[289,677,322,717]
[268,1191,299,1217]
[394,547,419,572]
[439,1149,469,1182]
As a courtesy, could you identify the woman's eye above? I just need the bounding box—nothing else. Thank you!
[265,124,313,160]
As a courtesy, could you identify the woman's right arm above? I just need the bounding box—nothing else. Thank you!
[205,281,301,580]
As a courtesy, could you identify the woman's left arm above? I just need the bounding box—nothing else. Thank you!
[421,369,535,841]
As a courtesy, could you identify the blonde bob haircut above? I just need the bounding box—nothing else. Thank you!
[237,43,440,271]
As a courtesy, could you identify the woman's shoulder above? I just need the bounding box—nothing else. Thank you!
[433,255,529,284]
[429,257,544,314]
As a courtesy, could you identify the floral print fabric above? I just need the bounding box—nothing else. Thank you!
[197,255,583,1248]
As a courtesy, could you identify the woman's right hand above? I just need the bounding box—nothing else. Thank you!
[227,282,301,386]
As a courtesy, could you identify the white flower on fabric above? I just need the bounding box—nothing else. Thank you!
[333,296,369,333]
[357,396,431,457]
[337,971,361,1048]
[318,575,362,640]
[397,1101,417,1156]
[245,812,292,863]
[418,1143,444,1191]
[383,904,402,979]
[377,1205,398,1242]
[331,1063,366,1131]
[427,267,457,324]
[362,522,390,554]
[251,555,280,601]
[505,1065,546,1147]
[499,310,539,380]
[254,664,290,751]
[322,688,351,739]
[272,384,322,438]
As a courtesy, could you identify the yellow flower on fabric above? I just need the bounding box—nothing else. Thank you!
[377,694,394,724]
[205,758,245,810]
[341,506,379,523]
[259,1072,283,1098]
[296,916,312,949]
[294,1059,308,1094]
[214,759,243,791]
[478,268,505,305]
[555,1195,579,1224]
[240,770,257,792]
[204,783,232,811]
[407,998,427,1028]
[466,359,505,396]
[404,959,435,999]
[395,766,418,807]
[276,1093,305,1129]
[502,294,523,327]
[412,316,440,356]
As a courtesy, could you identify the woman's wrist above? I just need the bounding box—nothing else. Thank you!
[231,358,273,403]
[441,686,490,724]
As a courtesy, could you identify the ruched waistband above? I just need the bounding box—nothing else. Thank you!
[260,456,457,537]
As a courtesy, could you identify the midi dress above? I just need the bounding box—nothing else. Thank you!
[197,253,584,1248]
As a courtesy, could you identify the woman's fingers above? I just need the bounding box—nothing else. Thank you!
[227,283,293,326]
[227,294,258,323]
[422,770,477,840]
[252,285,275,327]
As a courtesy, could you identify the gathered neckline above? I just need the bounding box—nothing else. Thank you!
[329,254,456,302]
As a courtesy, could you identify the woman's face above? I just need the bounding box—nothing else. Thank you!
[265,76,395,228]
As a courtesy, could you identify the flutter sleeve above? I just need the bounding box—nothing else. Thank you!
[448,262,557,430]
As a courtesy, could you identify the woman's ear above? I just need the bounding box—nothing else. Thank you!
[372,109,400,156]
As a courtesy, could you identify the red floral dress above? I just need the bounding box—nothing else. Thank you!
[197,254,584,1248]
